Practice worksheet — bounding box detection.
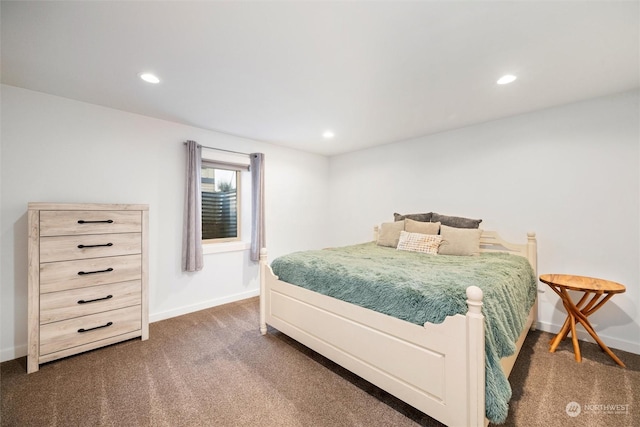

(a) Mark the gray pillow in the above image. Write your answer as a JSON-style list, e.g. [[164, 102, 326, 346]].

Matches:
[[431, 212, 482, 229], [394, 212, 433, 223]]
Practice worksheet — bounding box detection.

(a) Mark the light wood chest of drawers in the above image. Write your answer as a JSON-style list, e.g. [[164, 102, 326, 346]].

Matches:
[[28, 203, 149, 373]]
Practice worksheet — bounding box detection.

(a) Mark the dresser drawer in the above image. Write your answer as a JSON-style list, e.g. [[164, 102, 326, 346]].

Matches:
[[40, 210, 141, 236], [40, 233, 141, 263], [40, 254, 142, 293], [40, 280, 142, 324], [40, 305, 142, 356]]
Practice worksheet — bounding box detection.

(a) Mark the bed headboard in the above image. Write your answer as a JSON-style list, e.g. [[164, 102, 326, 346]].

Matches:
[[372, 226, 537, 274]]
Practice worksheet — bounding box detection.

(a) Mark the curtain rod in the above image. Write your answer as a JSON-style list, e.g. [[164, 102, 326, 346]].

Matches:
[[183, 141, 250, 157]]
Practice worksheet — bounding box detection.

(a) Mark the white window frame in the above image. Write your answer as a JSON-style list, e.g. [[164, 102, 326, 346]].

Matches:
[[201, 148, 251, 254]]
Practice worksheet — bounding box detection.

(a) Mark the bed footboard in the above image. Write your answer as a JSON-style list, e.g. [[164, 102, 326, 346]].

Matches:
[[259, 248, 486, 427]]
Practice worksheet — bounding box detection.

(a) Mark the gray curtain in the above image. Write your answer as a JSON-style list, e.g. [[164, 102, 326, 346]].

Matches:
[[250, 153, 265, 262], [182, 140, 203, 271]]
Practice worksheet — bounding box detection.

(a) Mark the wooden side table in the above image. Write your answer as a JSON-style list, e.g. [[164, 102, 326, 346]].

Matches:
[[539, 274, 626, 367]]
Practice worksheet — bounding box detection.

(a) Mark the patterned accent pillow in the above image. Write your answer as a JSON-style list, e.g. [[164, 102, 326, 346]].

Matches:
[[397, 231, 443, 255]]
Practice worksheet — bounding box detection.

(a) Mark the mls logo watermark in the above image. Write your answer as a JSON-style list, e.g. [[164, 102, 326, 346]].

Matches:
[[566, 402, 581, 417], [566, 401, 630, 417]]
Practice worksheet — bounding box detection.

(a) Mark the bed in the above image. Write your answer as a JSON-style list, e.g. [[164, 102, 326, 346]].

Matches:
[[259, 226, 537, 427]]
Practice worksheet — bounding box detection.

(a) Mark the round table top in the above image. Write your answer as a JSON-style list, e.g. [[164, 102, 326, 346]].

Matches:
[[539, 274, 626, 293]]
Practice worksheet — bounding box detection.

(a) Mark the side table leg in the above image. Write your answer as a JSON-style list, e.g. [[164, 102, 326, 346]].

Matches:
[[550, 316, 570, 352], [573, 306, 626, 367], [557, 288, 584, 362], [569, 312, 581, 362]]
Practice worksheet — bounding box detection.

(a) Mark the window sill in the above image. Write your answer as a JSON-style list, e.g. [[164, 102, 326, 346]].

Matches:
[[203, 241, 250, 255]]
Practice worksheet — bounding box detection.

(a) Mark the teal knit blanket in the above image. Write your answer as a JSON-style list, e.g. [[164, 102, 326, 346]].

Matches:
[[271, 243, 536, 424]]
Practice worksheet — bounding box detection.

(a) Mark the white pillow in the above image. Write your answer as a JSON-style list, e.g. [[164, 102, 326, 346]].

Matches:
[[397, 231, 443, 255], [438, 225, 482, 256]]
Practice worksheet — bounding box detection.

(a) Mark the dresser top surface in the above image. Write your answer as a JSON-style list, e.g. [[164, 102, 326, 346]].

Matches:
[[29, 203, 148, 211]]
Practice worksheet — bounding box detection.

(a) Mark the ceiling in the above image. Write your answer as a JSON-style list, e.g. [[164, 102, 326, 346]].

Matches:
[[2, 1, 638, 156]]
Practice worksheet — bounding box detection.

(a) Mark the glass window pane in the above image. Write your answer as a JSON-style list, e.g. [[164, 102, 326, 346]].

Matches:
[[201, 166, 239, 241]]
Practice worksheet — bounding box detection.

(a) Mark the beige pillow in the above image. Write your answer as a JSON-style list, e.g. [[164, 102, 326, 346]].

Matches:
[[405, 219, 440, 235], [397, 231, 442, 255], [438, 225, 482, 256], [377, 220, 405, 248]]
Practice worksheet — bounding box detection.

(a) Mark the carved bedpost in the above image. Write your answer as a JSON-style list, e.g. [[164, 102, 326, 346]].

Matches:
[[527, 232, 538, 331], [466, 285, 485, 427], [259, 248, 268, 335], [526, 232, 537, 276]]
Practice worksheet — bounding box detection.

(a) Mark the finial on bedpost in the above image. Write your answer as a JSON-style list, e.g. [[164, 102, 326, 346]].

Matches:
[[260, 248, 267, 262], [527, 232, 536, 250], [466, 286, 483, 315]]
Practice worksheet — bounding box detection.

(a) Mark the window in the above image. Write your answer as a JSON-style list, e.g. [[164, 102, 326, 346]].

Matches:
[[201, 161, 242, 242], [200, 147, 251, 254]]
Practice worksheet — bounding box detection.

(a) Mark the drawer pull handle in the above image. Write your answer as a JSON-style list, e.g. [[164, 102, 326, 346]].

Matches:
[[77, 267, 114, 276], [77, 295, 113, 304], [77, 243, 113, 249], [77, 220, 114, 224], [78, 322, 113, 333]]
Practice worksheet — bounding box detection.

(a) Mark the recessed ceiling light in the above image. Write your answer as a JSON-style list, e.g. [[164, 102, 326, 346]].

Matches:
[[322, 130, 335, 139], [497, 75, 517, 85], [139, 72, 160, 84]]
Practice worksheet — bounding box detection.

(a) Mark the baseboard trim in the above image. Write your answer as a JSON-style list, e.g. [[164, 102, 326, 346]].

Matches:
[[536, 321, 640, 355], [0, 290, 261, 363], [1, 344, 27, 363], [149, 289, 260, 323]]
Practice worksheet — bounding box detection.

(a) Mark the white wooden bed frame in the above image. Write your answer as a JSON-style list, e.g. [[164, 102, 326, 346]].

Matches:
[[259, 229, 537, 427]]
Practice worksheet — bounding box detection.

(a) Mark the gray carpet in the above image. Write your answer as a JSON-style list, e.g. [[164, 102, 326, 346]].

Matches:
[[1, 297, 638, 427]]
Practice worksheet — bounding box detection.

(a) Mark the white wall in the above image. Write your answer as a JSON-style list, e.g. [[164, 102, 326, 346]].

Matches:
[[2, 85, 638, 362], [328, 90, 640, 354], [0, 85, 331, 361]]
